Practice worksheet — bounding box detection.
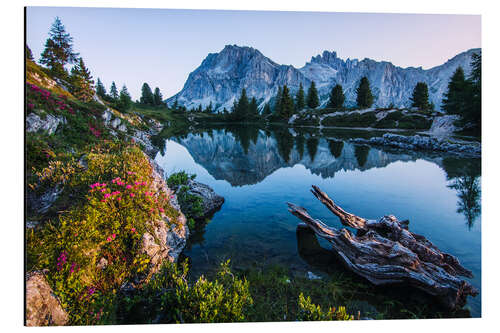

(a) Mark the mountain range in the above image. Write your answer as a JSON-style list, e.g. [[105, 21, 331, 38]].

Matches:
[[166, 45, 480, 112]]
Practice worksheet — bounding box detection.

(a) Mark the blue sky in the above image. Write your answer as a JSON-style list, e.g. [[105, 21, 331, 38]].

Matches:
[[26, 7, 481, 100]]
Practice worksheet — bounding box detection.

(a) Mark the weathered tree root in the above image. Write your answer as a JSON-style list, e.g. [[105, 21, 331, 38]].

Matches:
[[287, 185, 478, 310]]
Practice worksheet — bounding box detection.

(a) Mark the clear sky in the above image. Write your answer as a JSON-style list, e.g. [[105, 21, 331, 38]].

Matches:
[[26, 7, 481, 100]]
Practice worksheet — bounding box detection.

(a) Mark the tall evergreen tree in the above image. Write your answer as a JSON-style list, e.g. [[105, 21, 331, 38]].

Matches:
[[356, 76, 374, 108], [442, 67, 468, 116], [26, 44, 34, 60], [109, 81, 119, 101], [69, 57, 95, 102], [236, 88, 250, 120], [39, 17, 79, 78], [274, 86, 283, 115], [249, 97, 258, 118], [205, 101, 213, 113], [306, 81, 320, 108], [328, 84, 345, 109], [296, 83, 306, 110], [410, 82, 430, 110], [467, 53, 481, 131], [118, 85, 132, 111], [279, 85, 295, 119], [262, 103, 272, 116], [140, 83, 154, 105], [96, 78, 106, 99], [153, 87, 163, 106]]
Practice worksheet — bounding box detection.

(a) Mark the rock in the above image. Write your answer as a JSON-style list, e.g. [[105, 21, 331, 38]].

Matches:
[[131, 130, 159, 158], [26, 113, 65, 135], [28, 185, 62, 215], [139, 155, 189, 274], [427, 115, 460, 137], [26, 271, 69, 326], [186, 179, 225, 219], [307, 271, 321, 280]]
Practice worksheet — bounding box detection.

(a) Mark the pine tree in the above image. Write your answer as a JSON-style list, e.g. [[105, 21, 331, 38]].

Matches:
[[356, 77, 374, 108], [109, 82, 119, 101], [306, 81, 320, 109], [262, 103, 272, 116], [70, 57, 95, 102], [249, 97, 258, 119], [442, 67, 468, 115], [39, 17, 79, 78], [205, 101, 213, 113], [410, 82, 430, 110], [153, 87, 163, 106], [274, 86, 283, 115], [467, 53, 481, 131], [279, 85, 295, 119], [328, 84, 345, 109], [140, 83, 154, 105], [118, 85, 132, 111], [96, 78, 106, 99], [173, 98, 178, 110], [235, 88, 250, 121], [26, 44, 34, 60], [296, 83, 306, 110]]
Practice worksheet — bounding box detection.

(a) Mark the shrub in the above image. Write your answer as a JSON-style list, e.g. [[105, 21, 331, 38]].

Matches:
[[298, 293, 354, 321], [167, 171, 203, 220], [322, 112, 377, 127]]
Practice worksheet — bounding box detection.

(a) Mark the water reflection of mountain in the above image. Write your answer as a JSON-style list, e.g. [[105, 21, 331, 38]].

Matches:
[[173, 128, 435, 186]]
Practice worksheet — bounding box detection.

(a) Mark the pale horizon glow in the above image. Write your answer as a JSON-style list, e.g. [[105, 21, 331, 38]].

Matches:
[[26, 7, 481, 100]]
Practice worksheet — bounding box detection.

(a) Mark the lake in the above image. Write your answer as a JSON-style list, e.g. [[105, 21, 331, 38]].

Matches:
[[154, 125, 481, 318]]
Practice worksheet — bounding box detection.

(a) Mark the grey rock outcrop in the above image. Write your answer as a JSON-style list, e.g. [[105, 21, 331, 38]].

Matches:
[[26, 271, 69, 326], [26, 113, 66, 135], [167, 45, 480, 111], [352, 133, 481, 157], [186, 179, 225, 219]]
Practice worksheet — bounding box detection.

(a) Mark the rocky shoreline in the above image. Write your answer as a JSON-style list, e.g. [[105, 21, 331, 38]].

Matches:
[[350, 133, 481, 158]]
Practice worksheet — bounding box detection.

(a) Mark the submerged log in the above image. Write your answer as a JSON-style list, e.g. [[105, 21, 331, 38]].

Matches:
[[287, 185, 478, 310]]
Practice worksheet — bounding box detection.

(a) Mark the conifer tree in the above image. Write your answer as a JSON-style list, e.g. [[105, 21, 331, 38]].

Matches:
[[467, 53, 481, 130], [296, 83, 306, 110], [39, 17, 79, 78], [173, 98, 178, 110], [328, 84, 345, 109], [442, 67, 468, 115], [205, 101, 213, 113], [279, 85, 295, 119], [306, 81, 320, 109], [262, 103, 272, 116], [118, 85, 132, 111], [26, 44, 34, 60], [70, 57, 95, 102], [356, 76, 374, 108], [140, 83, 154, 105], [274, 86, 283, 115], [249, 97, 258, 119], [153, 87, 163, 106], [109, 81, 119, 101], [96, 78, 106, 99], [236, 88, 250, 121], [410, 82, 430, 111]]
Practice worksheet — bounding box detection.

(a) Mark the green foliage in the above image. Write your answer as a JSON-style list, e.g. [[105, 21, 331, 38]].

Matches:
[[279, 85, 295, 119], [296, 82, 306, 110], [328, 84, 345, 109], [69, 57, 95, 102], [328, 140, 344, 158], [153, 87, 164, 107], [306, 81, 320, 109], [140, 83, 154, 105], [298, 293, 353, 321], [274, 86, 283, 114], [442, 67, 469, 116], [356, 76, 374, 108], [117, 85, 132, 112], [167, 171, 203, 220], [410, 82, 431, 111], [117, 260, 253, 324], [109, 82, 119, 101], [26, 44, 34, 60], [95, 78, 106, 99], [39, 17, 79, 78], [166, 170, 194, 188], [306, 137, 319, 162]]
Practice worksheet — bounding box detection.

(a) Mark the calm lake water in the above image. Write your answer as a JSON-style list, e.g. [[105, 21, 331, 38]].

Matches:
[[154, 126, 481, 317]]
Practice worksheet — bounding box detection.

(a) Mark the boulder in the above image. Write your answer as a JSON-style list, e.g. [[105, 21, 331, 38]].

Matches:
[[186, 178, 225, 219], [25, 271, 69, 326], [26, 113, 65, 135]]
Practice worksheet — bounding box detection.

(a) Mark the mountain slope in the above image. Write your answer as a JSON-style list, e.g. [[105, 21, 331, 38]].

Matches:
[[167, 45, 480, 112]]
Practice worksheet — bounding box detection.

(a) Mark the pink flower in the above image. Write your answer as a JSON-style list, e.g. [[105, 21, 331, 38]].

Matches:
[[116, 197, 121, 201], [131, 227, 136, 233], [112, 233, 116, 239], [104, 193, 111, 199], [129, 193, 135, 198], [106, 236, 112, 242], [159, 207, 164, 213], [126, 185, 132, 189]]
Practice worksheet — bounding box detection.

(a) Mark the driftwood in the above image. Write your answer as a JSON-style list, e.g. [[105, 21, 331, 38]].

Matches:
[[287, 185, 478, 310]]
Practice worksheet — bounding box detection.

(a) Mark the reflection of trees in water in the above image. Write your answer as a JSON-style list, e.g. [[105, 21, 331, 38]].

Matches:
[[354, 145, 370, 167], [306, 138, 319, 162], [274, 129, 294, 163], [328, 140, 344, 158], [225, 126, 260, 154], [295, 135, 305, 159], [443, 157, 481, 230]]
